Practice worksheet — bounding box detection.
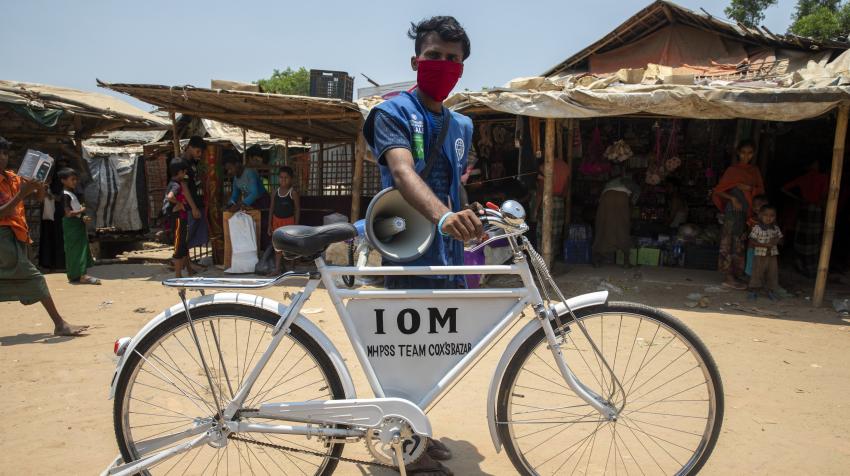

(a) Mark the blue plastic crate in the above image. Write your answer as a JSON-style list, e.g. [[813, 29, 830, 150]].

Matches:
[[564, 239, 591, 264]]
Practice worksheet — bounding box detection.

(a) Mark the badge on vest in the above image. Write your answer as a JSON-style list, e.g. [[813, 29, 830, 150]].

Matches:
[[410, 114, 425, 161], [454, 138, 465, 161]]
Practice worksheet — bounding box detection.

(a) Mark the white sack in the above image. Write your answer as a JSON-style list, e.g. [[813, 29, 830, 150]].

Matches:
[[226, 211, 258, 274]]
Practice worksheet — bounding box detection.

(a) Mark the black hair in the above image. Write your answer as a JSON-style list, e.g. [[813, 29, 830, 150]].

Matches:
[[246, 145, 263, 158], [752, 194, 768, 204], [187, 136, 206, 150], [0, 136, 11, 151], [760, 204, 777, 213], [168, 159, 189, 178], [222, 154, 241, 167], [57, 167, 79, 180], [408, 16, 470, 60], [279, 166, 294, 177], [736, 139, 755, 151]]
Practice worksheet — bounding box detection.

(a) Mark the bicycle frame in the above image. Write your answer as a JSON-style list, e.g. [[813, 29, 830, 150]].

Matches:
[[106, 241, 619, 476]]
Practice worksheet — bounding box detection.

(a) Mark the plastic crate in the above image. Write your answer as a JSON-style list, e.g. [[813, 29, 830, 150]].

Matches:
[[309, 70, 354, 101], [684, 244, 719, 270], [564, 239, 591, 264]]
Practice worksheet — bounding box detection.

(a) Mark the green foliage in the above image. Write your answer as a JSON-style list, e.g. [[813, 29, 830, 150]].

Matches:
[[255, 67, 310, 95], [724, 0, 777, 27], [788, 0, 850, 40]]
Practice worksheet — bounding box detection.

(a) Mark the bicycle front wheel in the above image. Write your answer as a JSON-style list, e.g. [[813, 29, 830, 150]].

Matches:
[[113, 303, 346, 475], [496, 302, 723, 475]]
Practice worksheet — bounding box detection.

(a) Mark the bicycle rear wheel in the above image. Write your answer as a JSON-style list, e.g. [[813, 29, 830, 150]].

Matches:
[[496, 302, 723, 475], [113, 303, 346, 475]]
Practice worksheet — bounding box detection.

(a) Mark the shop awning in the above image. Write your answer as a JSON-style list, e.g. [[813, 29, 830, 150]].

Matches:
[[99, 81, 366, 143], [0, 80, 169, 141]]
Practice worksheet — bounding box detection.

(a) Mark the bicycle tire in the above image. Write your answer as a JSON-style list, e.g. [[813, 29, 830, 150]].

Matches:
[[113, 303, 346, 475], [496, 302, 724, 475]]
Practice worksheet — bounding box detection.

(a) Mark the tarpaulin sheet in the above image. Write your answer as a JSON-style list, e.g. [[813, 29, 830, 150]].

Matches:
[[447, 50, 850, 122], [84, 149, 144, 231]]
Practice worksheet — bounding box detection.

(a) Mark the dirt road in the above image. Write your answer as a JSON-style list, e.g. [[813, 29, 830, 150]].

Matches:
[[1, 263, 848, 474]]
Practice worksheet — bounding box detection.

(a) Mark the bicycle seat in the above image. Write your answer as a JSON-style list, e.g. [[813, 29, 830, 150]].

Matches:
[[272, 223, 357, 257]]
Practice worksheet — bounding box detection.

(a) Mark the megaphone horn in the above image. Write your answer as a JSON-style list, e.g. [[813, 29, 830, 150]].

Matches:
[[364, 187, 436, 262]]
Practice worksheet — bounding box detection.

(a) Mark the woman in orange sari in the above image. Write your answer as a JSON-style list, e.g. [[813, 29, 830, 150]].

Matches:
[[712, 141, 765, 289]]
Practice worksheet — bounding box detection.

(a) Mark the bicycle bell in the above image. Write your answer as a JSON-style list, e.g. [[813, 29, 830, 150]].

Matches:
[[501, 200, 526, 226]]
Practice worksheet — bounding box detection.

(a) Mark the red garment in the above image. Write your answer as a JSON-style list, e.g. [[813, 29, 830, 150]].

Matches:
[[0, 171, 30, 243], [538, 159, 571, 197], [712, 163, 765, 211], [783, 170, 829, 206]]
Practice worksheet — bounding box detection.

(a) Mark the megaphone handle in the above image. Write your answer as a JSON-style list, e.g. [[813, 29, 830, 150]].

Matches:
[[486, 201, 500, 211]]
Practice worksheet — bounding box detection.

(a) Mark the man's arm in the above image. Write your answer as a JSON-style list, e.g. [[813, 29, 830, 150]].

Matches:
[[384, 147, 482, 242], [0, 178, 39, 217]]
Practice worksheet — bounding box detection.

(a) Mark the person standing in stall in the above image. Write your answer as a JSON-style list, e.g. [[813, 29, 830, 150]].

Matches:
[[224, 152, 272, 248], [171, 136, 207, 272], [268, 166, 300, 273], [362, 15, 482, 475], [0, 137, 88, 336], [712, 140, 765, 290], [592, 170, 640, 267], [782, 160, 829, 277]]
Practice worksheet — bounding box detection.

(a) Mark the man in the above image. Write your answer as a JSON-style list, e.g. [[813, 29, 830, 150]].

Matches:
[[362, 15, 482, 475], [172, 136, 206, 269], [0, 137, 88, 336]]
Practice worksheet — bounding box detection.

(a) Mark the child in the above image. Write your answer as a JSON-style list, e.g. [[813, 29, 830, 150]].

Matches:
[[748, 205, 783, 301], [163, 160, 191, 278], [268, 166, 300, 274], [59, 168, 100, 285], [745, 194, 769, 277]]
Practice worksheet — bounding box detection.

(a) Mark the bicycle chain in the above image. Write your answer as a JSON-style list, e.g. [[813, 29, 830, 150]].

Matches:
[[227, 434, 398, 470]]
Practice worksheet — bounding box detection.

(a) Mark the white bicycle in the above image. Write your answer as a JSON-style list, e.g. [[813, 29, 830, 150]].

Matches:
[[105, 200, 723, 475]]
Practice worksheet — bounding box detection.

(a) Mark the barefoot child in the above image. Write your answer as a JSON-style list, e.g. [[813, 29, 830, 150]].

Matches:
[[744, 194, 769, 278], [748, 205, 783, 301], [59, 168, 100, 285], [164, 160, 190, 278], [268, 166, 300, 273]]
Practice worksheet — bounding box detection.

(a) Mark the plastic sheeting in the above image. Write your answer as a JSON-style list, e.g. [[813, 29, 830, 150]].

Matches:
[[83, 150, 144, 231], [447, 50, 850, 122]]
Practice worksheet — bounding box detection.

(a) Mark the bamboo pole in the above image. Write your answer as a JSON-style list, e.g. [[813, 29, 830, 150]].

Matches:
[[351, 133, 366, 222], [813, 104, 848, 307], [242, 129, 247, 164], [564, 119, 575, 228], [169, 111, 180, 158], [542, 118, 556, 266], [317, 143, 325, 194]]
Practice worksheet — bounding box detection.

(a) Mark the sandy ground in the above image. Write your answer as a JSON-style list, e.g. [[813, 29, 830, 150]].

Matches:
[[1, 262, 849, 475]]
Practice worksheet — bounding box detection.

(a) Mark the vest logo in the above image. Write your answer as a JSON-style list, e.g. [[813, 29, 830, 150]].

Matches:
[[410, 114, 424, 135], [454, 138, 465, 160]]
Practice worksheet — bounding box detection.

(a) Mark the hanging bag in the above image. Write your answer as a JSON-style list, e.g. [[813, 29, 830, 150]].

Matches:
[[226, 211, 259, 273]]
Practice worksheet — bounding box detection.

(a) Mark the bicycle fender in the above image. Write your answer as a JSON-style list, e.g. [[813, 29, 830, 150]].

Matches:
[[108, 293, 357, 401], [486, 291, 608, 452]]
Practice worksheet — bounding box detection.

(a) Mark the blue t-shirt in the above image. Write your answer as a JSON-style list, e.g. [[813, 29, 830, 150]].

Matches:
[[229, 168, 265, 206], [367, 108, 462, 288]]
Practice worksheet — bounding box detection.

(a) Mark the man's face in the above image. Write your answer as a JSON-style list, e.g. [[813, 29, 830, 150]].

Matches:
[[410, 32, 464, 71], [224, 162, 238, 177], [0, 150, 8, 170], [189, 146, 202, 160]]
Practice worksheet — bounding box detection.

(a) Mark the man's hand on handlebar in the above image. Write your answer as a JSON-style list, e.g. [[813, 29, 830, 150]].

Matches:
[[440, 204, 486, 242]]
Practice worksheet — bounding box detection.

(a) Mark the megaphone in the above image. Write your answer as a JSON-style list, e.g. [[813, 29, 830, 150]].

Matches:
[[364, 187, 436, 262]]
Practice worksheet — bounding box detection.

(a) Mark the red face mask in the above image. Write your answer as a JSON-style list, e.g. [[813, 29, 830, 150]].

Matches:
[[415, 59, 463, 102]]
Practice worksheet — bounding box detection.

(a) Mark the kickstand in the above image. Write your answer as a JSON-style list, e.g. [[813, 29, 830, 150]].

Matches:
[[392, 434, 407, 476]]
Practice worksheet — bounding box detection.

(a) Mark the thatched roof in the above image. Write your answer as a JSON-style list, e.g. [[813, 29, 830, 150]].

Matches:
[[99, 81, 365, 143], [544, 0, 849, 77], [0, 80, 169, 142]]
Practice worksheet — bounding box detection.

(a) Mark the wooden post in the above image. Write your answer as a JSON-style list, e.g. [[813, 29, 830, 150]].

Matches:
[[564, 119, 575, 228], [351, 133, 366, 222], [317, 143, 325, 194], [813, 104, 848, 307], [284, 139, 290, 166], [169, 111, 180, 158], [242, 129, 247, 164], [542, 118, 556, 266]]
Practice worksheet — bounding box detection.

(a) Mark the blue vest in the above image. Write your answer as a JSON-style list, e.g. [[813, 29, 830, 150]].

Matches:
[[363, 91, 473, 277]]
